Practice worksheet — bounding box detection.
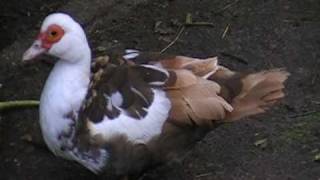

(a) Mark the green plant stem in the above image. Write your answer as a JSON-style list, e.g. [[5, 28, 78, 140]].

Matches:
[[0, 100, 39, 111]]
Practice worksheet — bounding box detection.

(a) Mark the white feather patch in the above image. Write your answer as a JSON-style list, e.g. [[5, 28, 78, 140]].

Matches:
[[123, 53, 139, 60], [68, 148, 109, 174], [123, 49, 140, 60], [125, 49, 140, 53], [110, 91, 123, 107], [103, 94, 113, 111], [88, 89, 171, 144]]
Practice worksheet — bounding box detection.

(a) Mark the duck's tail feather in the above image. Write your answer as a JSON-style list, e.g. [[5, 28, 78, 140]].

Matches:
[[210, 67, 290, 121]]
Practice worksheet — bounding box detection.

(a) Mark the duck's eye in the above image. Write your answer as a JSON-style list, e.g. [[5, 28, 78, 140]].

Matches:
[[50, 31, 57, 36], [47, 30, 60, 42], [45, 24, 64, 43]]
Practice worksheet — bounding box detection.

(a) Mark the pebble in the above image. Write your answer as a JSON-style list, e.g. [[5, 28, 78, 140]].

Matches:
[[13, 158, 21, 167]]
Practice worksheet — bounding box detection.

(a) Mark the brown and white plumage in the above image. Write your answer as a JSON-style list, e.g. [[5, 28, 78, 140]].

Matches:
[[22, 13, 289, 179]]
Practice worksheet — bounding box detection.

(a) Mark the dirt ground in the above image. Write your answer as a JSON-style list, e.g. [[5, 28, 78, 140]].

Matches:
[[0, 0, 320, 179]]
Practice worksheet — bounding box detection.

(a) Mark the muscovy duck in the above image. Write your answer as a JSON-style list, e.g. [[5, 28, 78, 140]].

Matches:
[[22, 13, 289, 179]]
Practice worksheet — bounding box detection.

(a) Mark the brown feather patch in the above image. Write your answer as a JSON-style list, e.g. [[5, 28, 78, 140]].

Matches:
[[224, 68, 290, 121], [165, 69, 233, 127], [80, 55, 170, 123], [159, 56, 219, 77]]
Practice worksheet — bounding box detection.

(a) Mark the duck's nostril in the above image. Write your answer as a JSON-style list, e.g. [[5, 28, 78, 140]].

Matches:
[[34, 43, 40, 48], [32, 40, 43, 49]]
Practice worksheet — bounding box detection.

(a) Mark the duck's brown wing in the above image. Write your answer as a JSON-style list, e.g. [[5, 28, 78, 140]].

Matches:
[[87, 54, 289, 131], [82, 55, 169, 123], [124, 52, 290, 127], [164, 69, 233, 127], [124, 52, 233, 127]]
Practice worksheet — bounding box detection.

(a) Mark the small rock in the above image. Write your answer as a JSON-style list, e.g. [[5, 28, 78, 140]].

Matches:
[[314, 153, 320, 162], [154, 21, 162, 30], [13, 158, 21, 167], [254, 138, 268, 149]]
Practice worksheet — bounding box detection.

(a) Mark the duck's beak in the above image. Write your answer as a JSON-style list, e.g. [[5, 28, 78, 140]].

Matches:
[[22, 40, 46, 62]]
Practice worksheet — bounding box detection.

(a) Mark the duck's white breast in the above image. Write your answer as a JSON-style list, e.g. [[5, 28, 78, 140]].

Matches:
[[87, 89, 171, 144]]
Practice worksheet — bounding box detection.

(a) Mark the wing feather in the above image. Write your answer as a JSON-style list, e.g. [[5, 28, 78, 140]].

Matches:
[[166, 70, 233, 127]]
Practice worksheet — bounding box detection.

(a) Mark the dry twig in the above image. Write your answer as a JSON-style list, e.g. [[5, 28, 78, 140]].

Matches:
[[195, 172, 213, 178], [160, 26, 185, 53], [215, 0, 241, 14], [160, 13, 214, 53], [222, 24, 230, 39]]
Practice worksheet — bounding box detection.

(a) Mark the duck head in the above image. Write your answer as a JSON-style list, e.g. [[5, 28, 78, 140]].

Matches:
[[22, 13, 90, 63]]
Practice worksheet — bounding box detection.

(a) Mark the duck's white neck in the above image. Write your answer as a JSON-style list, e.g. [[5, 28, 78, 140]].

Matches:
[[39, 45, 91, 156]]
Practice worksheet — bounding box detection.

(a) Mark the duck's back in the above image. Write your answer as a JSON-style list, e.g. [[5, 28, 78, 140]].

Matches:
[[72, 53, 288, 178]]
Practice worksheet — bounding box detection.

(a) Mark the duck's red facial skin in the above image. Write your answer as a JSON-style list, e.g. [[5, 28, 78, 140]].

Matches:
[[22, 24, 65, 61], [38, 24, 65, 49]]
